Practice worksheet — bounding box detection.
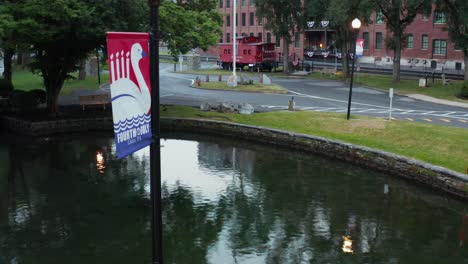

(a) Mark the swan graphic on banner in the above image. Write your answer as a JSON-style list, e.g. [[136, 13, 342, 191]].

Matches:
[[107, 32, 152, 159]]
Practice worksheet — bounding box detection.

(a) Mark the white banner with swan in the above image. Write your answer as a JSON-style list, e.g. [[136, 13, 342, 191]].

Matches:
[[107, 32, 152, 159]]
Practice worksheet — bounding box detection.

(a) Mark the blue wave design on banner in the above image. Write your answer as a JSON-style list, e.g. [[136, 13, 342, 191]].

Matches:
[[113, 113, 151, 133], [113, 112, 152, 159]]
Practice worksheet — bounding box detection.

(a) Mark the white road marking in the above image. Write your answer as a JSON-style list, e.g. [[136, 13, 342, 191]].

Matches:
[[287, 90, 395, 109], [161, 94, 174, 98], [440, 112, 456, 116]]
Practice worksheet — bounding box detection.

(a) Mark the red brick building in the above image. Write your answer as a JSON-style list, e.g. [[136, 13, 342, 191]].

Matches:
[[201, 1, 465, 71]]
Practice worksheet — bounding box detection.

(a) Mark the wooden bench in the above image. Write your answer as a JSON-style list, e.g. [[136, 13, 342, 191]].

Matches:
[[79, 94, 110, 110]]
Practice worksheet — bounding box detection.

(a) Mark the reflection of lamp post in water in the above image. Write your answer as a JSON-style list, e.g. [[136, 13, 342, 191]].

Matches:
[[95, 150, 106, 174], [229, 0, 238, 87], [346, 18, 361, 120]]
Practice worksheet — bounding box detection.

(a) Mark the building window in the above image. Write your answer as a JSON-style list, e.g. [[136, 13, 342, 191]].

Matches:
[[250, 0, 255, 6], [295, 32, 300, 48], [249, 12, 254, 26], [363, 32, 369, 49], [226, 15, 230, 27], [433, 39, 447, 55], [242, 32, 247, 36], [266, 32, 271, 43], [227, 0, 230, 8], [376, 11, 383, 24], [434, 11, 446, 23], [421, 34, 428, 49], [258, 32, 262, 41], [250, 32, 254, 37], [275, 35, 280, 47], [242, 0, 246, 7], [227, 33, 231, 43], [219, 34, 223, 43], [407, 34, 413, 48], [219, 0, 223, 8], [235, 14, 238, 26], [375, 32, 383, 49], [242, 13, 246, 26]]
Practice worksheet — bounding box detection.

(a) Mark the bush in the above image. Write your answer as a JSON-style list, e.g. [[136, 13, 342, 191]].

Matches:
[[9, 89, 41, 112], [461, 81, 468, 99], [0, 78, 14, 98], [29, 89, 47, 104]]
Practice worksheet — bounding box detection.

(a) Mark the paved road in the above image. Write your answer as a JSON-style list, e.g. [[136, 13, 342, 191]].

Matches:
[[157, 63, 468, 128], [62, 63, 468, 128]]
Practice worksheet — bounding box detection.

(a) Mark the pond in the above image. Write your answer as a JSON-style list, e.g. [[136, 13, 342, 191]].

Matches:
[[0, 132, 467, 264]]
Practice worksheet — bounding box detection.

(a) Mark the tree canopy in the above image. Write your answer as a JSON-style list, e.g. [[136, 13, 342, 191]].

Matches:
[[0, 0, 222, 113], [305, 0, 373, 77], [160, 0, 222, 58], [374, 0, 432, 82], [436, 0, 468, 80], [255, 0, 305, 72]]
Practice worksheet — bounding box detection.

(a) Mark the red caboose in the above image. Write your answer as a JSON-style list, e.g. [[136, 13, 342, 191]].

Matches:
[[219, 36, 276, 72]]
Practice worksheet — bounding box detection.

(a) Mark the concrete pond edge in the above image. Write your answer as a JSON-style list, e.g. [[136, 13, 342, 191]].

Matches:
[[161, 118, 468, 199], [2, 115, 468, 199]]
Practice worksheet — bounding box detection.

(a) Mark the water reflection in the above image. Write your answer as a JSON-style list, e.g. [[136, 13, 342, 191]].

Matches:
[[95, 151, 105, 173], [0, 133, 467, 264]]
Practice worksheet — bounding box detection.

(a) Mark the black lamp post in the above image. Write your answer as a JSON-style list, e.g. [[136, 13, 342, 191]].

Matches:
[[346, 18, 361, 120]]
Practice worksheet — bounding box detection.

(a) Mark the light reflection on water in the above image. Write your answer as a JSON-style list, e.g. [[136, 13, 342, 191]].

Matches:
[[0, 133, 467, 264]]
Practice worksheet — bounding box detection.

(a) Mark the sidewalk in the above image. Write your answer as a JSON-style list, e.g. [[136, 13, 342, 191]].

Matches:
[[406, 94, 468, 109]]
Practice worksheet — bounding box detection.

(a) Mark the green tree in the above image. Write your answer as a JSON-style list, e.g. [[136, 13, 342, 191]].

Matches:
[[436, 0, 468, 81], [0, 0, 32, 83], [305, 0, 373, 77], [160, 0, 222, 60], [255, 0, 305, 72], [374, 0, 432, 82], [0, 0, 148, 113]]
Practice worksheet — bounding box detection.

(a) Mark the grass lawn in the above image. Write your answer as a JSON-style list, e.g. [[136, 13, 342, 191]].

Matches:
[[12, 70, 109, 95], [161, 105, 468, 174], [352, 74, 467, 102], [193, 81, 287, 94]]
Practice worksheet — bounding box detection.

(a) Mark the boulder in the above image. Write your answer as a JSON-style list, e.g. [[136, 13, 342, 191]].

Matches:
[[218, 103, 234, 113], [238, 103, 254, 114], [200, 102, 211, 111]]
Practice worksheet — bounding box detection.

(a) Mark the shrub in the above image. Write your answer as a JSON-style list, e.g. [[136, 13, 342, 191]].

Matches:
[[9, 90, 40, 112], [29, 89, 47, 104], [0, 78, 14, 98], [461, 81, 468, 99]]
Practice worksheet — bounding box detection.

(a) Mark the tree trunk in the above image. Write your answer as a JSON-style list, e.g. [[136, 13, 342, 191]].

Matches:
[[392, 18, 402, 82], [46, 86, 61, 114], [393, 40, 401, 82], [341, 38, 350, 78], [464, 54, 468, 81], [44, 72, 66, 114], [16, 51, 23, 65], [78, 59, 86, 80], [3, 48, 14, 82], [283, 38, 289, 73]]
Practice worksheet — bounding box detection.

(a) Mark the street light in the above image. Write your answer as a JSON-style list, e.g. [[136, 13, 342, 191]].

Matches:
[[346, 18, 361, 120]]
